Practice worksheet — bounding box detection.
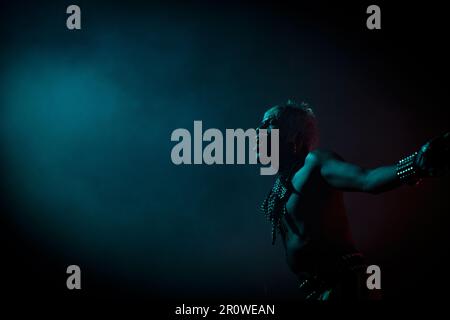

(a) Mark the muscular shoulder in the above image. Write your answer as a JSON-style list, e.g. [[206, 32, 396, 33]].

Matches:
[[291, 149, 339, 193], [304, 149, 344, 168]]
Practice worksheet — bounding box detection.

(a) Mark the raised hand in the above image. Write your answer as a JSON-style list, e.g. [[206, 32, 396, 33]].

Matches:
[[415, 132, 450, 177]]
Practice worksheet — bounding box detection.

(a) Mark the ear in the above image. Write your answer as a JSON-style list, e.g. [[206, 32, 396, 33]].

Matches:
[[290, 133, 303, 154], [293, 133, 303, 149]]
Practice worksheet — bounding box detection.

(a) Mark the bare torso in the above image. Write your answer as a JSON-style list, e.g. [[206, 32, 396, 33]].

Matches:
[[279, 159, 356, 276]]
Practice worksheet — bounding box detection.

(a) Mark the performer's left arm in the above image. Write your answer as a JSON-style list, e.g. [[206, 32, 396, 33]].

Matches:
[[311, 132, 449, 194]]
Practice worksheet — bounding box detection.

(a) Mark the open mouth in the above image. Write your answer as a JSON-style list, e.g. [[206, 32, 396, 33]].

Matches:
[[255, 129, 272, 162]]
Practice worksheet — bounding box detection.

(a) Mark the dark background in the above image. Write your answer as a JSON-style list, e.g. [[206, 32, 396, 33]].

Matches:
[[1, 0, 449, 303]]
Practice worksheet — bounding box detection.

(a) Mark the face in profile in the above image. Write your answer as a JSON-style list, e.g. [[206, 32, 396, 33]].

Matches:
[[258, 108, 298, 160], [256, 111, 279, 162]]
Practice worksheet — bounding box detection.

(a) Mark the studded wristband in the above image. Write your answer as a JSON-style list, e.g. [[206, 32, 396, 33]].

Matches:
[[396, 152, 421, 185]]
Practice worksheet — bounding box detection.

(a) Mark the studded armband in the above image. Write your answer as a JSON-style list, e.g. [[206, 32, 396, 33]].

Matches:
[[396, 152, 422, 185]]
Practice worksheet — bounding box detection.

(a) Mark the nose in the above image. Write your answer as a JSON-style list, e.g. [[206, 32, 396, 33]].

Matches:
[[254, 129, 269, 152], [253, 129, 259, 151]]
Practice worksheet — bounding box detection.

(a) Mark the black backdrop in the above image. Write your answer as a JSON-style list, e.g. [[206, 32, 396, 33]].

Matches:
[[1, 0, 449, 305]]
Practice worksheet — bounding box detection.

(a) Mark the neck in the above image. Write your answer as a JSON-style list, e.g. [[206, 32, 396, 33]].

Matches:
[[278, 151, 307, 177]]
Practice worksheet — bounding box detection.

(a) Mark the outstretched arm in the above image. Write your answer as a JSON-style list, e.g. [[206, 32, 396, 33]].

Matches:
[[314, 151, 400, 194], [310, 131, 449, 194]]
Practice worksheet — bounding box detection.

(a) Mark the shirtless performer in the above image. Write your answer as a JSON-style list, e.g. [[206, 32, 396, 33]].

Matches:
[[257, 100, 449, 301]]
